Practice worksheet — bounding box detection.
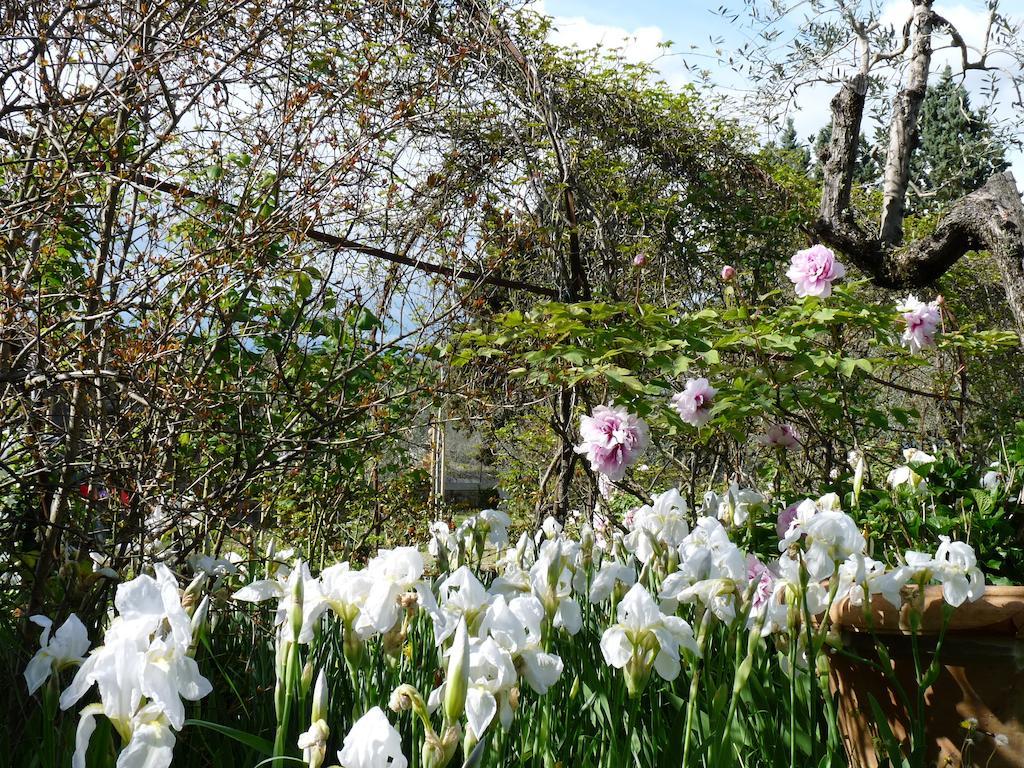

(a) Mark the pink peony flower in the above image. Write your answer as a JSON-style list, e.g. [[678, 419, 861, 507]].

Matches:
[[720, 265, 736, 282], [897, 294, 941, 353], [786, 245, 846, 298], [670, 377, 717, 428], [574, 405, 649, 481], [759, 423, 801, 450], [776, 503, 799, 540], [633, 253, 647, 267]]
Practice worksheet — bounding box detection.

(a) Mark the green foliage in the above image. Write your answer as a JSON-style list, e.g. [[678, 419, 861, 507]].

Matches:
[[454, 280, 1015, 501], [852, 426, 1024, 584], [775, 117, 811, 172]]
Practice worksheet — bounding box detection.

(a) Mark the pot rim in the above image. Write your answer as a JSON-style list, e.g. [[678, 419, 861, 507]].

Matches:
[[830, 584, 1024, 637]]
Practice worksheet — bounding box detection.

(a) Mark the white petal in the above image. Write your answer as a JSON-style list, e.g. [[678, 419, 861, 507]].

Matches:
[[465, 688, 497, 740], [358, 582, 400, 634], [116, 719, 176, 768], [588, 569, 616, 603], [232, 580, 282, 603], [942, 576, 969, 608], [659, 572, 690, 601], [24, 651, 53, 695], [520, 651, 564, 694], [499, 696, 515, 730], [30, 615, 54, 646], [509, 596, 545, 639], [60, 653, 99, 710], [427, 683, 445, 714], [174, 654, 213, 701], [555, 599, 582, 635], [618, 584, 661, 628], [54, 614, 90, 660], [967, 569, 985, 602], [72, 704, 104, 768], [653, 648, 681, 681], [115, 575, 163, 623], [600, 627, 632, 669], [337, 707, 407, 768], [141, 660, 186, 730]]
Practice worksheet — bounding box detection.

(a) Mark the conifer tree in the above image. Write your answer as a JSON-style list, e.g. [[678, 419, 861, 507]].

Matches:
[[777, 117, 811, 171], [909, 66, 1008, 213]]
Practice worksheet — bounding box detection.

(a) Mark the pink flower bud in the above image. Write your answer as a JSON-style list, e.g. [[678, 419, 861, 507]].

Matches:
[[720, 265, 736, 281], [633, 253, 647, 267]]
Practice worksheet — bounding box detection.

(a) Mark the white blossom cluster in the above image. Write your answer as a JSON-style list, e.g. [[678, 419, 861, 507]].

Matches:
[[27, 487, 987, 768], [25, 565, 212, 768]]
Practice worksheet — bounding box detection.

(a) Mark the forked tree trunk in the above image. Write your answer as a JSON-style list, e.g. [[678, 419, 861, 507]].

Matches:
[[813, 0, 1024, 341]]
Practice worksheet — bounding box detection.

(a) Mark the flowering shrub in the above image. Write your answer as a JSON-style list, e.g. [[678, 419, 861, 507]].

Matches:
[[455, 277, 1011, 453], [17, 249, 1023, 767]]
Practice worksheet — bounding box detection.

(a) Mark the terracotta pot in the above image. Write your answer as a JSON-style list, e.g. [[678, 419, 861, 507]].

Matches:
[[828, 586, 1024, 768]]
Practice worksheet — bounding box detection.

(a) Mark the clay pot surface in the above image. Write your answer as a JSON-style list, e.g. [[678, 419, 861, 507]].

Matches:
[[829, 586, 1024, 768]]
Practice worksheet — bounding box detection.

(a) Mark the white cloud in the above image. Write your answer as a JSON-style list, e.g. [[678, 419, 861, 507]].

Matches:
[[532, 1, 689, 89], [547, 16, 666, 61]]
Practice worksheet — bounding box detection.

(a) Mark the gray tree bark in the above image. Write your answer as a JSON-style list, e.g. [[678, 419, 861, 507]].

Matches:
[[813, 0, 1024, 341], [879, 0, 934, 245]]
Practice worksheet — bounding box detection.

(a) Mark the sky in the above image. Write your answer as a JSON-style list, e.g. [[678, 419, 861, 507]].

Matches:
[[538, 0, 1024, 184]]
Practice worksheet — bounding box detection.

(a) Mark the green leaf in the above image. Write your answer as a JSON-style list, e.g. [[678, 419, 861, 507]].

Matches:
[[866, 694, 909, 767], [355, 308, 380, 331], [184, 719, 274, 755], [605, 367, 645, 392], [461, 735, 488, 768], [672, 355, 694, 375], [838, 357, 873, 378]]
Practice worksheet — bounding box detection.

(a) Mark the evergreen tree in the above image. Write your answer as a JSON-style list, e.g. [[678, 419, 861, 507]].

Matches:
[[776, 117, 811, 171], [909, 66, 1007, 213]]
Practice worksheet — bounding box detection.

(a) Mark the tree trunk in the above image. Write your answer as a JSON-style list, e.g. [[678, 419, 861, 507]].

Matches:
[[812, 0, 1024, 343], [554, 386, 577, 522], [819, 74, 868, 226], [879, 0, 934, 245], [459, 0, 592, 521], [817, 170, 1024, 341]]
